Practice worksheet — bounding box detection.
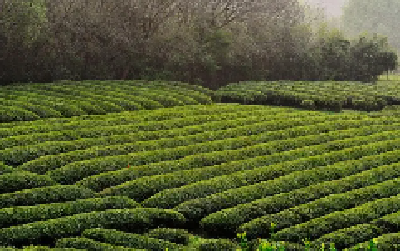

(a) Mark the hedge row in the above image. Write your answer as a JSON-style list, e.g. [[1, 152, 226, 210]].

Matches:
[[0, 162, 14, 175], [50, 112, 360, 186], [80, 228, 185, 251], [0, 208, 186, 248], [203, 150, 400, 238], [0, 196, 141, 228], [347, 230, 400, 250], [55, 237, 146, 250], [0, 80, 214, 123], [75, 111, 343, 192], [0, 103, 267, 130], [111, 123, 400, 206], [0, 97, 63, 119], [19, 110, 283, 175], [0, 185, 96, 209], [214, 81, 400, 111], [0, 106, 40, 123], [55, 80, 211, 106], [0, 103, 264, 137], [6, 85, 139, 116], [3, 87, 122, 116], [140, 122, 400, 209], [0, 171, 57, 194], [272, 193, 400, 244], [7, 108, 321, 168], [46, 83, 184, 108], [32, 84, 157, 110], [5, 89, 112, 116], [145, 227, 192, 245], [0, 106, 278, 150], [172, 133, 400, 224], [323, 210, 400, 250], [238, 165, 400, 241]]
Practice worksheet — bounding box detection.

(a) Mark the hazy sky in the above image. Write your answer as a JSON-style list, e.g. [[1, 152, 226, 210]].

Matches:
[[304, 0, 348, 17]]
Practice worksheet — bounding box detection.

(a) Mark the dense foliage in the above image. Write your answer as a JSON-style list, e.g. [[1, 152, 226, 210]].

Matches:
[[0, 0, 397, 89], [2, 101, 400, 249]]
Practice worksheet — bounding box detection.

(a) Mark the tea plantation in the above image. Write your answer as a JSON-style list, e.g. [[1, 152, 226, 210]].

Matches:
[[1, 80, 400, 250]]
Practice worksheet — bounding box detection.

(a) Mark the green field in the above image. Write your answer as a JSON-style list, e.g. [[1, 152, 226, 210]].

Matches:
[[1, 80, 400, 250]]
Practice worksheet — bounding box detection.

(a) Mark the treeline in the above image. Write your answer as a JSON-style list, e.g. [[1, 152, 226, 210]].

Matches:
[[0, 0, 397, 90]]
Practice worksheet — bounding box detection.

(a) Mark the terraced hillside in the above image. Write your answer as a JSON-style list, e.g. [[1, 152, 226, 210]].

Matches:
[[0, 102, 399, 250], [1, 81, 400, 250], [0, 80, 213, 123], [214, 80, 400, 112]]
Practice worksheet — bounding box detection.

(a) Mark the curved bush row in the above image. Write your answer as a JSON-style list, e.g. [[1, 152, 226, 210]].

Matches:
[[238, 164, 400, 241], [347, 230, 400, 250], [214, 81, 400, 111], [0, 103, 265, 135], [3, 109, 323, 167], [51, 113, 364, 186], [88, 79, 215, 98], [75, 84, 189, 107], [14, 91, 92, 116], [1, 110, 247, 151], [0, 80, 214, 123], [0, 196, 141, 228], [149, 80, 214, 97], [145, 228, 192, 245], [55, 237, 145, 250], [0, 185, 96, 209], [80, 228, 185, 251], [140, 122, 400, 209], [311, 223, 386, 250], [271, 193, 400, 244], [56, 80, 213, 105], [203, 149, 400, 238], [106, 81, 211, 104], [82, 116, 383, 196], [0, 106, 40, 123], [0, 106, 279, 150], [0, 102, 266, 130], [0, 162, 14, 175], [45, 83, 185, 108], [196, 238, 239, 251], [117, 122, 400, 205], [2, 91, 126, 125], [102, 84, 201, 105], [6, 89, 112, 117], [0, 208, 186, 248], [117, 123, 400, 205], [0, 98, 63, 119], [76, 114, 361, 192], [172, 133, 400, 224], [30, 84, 157, 111], [119, 79, 214, 93], [0, 171, 57, 194], [22, 109, 330, 175], [5, 85, 142, 115], [20, 110, 295, 175]]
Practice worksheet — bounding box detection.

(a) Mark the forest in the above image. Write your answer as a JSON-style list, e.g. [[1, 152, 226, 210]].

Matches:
[[0, 0, 398, 90]]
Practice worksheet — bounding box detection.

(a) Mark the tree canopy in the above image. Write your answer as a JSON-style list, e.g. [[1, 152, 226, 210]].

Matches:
[[0, 0, 397, 87]]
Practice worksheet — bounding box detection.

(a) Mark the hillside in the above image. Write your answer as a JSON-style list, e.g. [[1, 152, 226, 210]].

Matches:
[[0, 80, 400, 250]]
